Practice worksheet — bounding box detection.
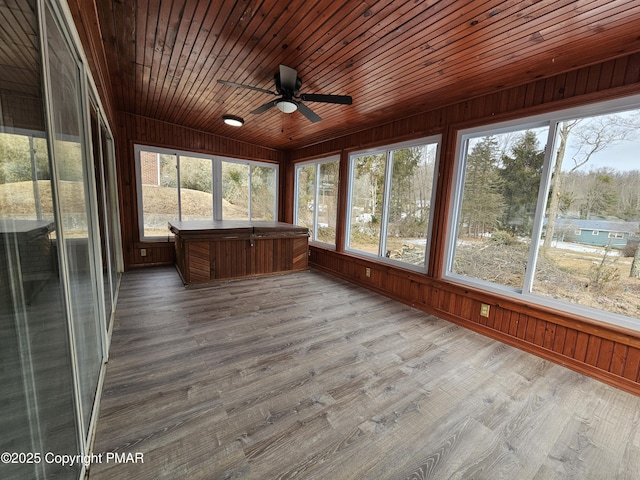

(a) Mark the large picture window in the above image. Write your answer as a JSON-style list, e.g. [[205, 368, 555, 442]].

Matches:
[[294, 156, 339, 245], [346, 137, 440, 271], [447, 97, 640, 330], [135, 146, 278, 239]]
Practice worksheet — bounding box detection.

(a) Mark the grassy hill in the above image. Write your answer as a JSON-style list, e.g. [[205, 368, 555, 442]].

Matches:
[[0, 181, 247, 218]]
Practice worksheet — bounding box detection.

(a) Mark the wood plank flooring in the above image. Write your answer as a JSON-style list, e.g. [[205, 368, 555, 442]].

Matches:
[[89, 266, 640, 479]]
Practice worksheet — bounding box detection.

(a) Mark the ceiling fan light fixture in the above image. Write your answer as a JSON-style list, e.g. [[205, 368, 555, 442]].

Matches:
[[276, 99, 297, 114], [222, 115, 244, 127]]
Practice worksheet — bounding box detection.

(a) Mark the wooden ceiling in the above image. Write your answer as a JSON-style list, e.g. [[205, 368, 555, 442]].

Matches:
[[0, 1, 44, 131], [94, 0, 640, 150]]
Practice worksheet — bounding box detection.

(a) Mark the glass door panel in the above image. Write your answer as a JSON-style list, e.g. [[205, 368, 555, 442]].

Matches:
[[101, 121, 121, 320], [46, 5, 103, 434], [0, 1, 79, 479], [90, 105, 112, 330]]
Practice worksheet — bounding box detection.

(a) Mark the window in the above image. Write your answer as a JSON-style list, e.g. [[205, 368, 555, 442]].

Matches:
[[446, 96, 640, 330], [221, 160, 249, 219], [135, 146, 278, 239], [346, 137, 440, 271], [608, 232, 624, 239], [294, 156, 339, 245], [449, 124, 549, 289]]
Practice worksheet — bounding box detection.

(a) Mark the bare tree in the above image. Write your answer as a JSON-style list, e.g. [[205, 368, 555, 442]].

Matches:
[[543, 114, 638, 249]]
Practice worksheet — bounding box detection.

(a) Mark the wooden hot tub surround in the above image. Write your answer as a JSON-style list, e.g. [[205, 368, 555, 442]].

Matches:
[[169, 220, 309, 285]]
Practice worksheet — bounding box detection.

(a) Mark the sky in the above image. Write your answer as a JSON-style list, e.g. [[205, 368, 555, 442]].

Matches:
[[585, 141, 639, 172]]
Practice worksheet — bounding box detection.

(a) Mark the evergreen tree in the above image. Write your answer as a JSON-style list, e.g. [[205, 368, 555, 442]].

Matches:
[[499, 130, 545, 235], [461, 136, 504, 236], [388, 147, 420, 221]]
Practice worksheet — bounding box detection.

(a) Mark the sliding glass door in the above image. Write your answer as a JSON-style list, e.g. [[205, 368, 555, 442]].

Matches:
[[45, 4, 103, 436], [0, 1, 121, 478]]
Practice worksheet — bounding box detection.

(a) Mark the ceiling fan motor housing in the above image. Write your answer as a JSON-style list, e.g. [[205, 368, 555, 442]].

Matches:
[[275, 72, 302, 97]]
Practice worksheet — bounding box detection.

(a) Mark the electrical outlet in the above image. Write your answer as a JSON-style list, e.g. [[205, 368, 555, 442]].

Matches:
[[480, 303, 490, 317], [365, 267, 371, 278], [140, 248, 147, 257]]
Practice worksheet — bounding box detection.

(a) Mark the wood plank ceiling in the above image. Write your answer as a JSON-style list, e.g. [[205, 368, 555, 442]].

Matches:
[[0, 1, 44, 131], [95, 0, 640, 151]]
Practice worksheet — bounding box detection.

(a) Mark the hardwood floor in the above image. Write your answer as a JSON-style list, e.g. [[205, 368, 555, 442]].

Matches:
[[89, 266, 640, 480]]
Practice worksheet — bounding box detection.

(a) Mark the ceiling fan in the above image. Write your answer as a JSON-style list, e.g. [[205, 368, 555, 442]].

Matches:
[[217, 65, 352, 123]]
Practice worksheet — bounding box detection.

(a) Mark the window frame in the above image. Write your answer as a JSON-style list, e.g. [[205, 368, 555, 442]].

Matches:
[[444, 94, 640, 332], [345, 135, 441, 273], [293, 154, 340, 248], [134, 144, 279, 241]]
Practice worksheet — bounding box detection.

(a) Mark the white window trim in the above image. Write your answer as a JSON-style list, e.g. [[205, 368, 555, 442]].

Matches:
[[444, 94, 640, 332], [345, 135, 442, 273], [294, 155, 340, 248], [135, 144, 279, 241]]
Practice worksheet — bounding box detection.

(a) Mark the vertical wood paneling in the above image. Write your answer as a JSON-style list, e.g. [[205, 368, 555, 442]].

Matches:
[[516, 314, 529, 340], [623, 53, 640, 85], [508, 312, 520, 338], [543, 322, 556, 350], [597, 339, 615, 372], [487, 307, 499, 330], [187, 242, 210, 283], [552, 325, 567, 354], [574, 333, 590, 362], [534, 320, 547, 347], [585, 336, 602, 367], [623, 347, 640, 382], [610, 343, 628, 377], [563, 329, 578, 358]]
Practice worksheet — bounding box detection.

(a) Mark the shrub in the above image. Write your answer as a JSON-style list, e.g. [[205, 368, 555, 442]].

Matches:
[[490, 230, 517, 246]]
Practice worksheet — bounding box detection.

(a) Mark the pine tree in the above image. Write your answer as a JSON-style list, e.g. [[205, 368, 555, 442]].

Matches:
[[461, 136, 504, 237], [499, 130, 545, 235]]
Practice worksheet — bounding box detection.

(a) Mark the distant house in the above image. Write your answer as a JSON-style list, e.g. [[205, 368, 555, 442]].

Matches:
[[552, 219, 639, 249], [140, 150, 161, 186]]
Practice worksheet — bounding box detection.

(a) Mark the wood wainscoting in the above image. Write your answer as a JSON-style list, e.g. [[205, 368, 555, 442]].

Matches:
[[310, 246, 640, 396]]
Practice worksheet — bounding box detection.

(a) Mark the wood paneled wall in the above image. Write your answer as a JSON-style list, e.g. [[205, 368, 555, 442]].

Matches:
[[294, 52, 640, 395], [67, 0, 117, 129], [115, 112, 285, 269]]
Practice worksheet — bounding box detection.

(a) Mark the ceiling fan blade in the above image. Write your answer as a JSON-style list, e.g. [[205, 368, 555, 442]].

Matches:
[[299, 93, 352, 105], [279, 65, 298, 91], [250, 100, 277, 115], [297, 102, 321, 123], [217, 79, 276, 95]]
